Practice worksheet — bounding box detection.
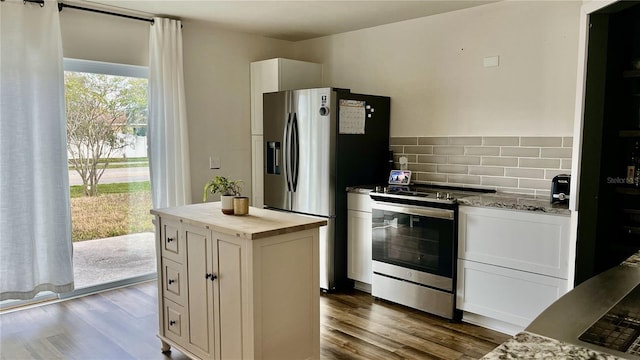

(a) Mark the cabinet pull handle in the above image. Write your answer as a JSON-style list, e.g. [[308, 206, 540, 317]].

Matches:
[[167, 237, 174, 243], [206, 273, 218, 281], [168, 279, 175, 285], [169, 320, 176, 326]]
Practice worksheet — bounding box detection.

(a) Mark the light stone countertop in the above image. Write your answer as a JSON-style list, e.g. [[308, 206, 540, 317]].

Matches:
[[151, 202, 327, 240], [480, 332, 624, 360], [456, 192, 570, 215], [482, 251, 640, 360]]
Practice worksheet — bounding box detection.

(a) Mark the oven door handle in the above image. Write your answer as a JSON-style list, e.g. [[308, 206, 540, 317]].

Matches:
[[372, 202, 454, 220]]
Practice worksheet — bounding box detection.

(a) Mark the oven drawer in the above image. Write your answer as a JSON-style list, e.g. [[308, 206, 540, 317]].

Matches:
[[372, 260, 452, 291], [372, 273, 454, 319]]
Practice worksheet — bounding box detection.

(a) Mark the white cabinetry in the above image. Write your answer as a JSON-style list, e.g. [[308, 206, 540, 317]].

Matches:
[[456, 206, 572, 335], [250, 58, 322, 207], [154, 204, 322, 360], [347, 192, 373, 291]]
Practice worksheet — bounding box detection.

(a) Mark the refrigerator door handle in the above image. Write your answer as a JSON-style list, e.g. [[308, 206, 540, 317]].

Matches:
[[291, 113, 299, 192], [283, 113, 292, 192]]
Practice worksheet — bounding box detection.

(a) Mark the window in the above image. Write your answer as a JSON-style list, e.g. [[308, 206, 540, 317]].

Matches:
[[64, 59, 155, 295]]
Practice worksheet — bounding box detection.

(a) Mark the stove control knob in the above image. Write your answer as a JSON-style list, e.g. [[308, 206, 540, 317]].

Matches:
[[446, 193, 453, 200], [436, 192, 442, 199]]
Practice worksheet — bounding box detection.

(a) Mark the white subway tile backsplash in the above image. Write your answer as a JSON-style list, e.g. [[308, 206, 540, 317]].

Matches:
[[482, 176, 518, 187], [437, 164, 468, 174], [483, 137, 520, 146], [404, 145, 433, 154], [415, 173, 447, 182], [465, 146, 500, 156], [390, 137, 418, 145], [536, 190, 551, 197], [410, 164, 437, 173], [545, 169, 570, 179], [505, 168, 545, 179], [469, 166, 505, 176], [519, 158, 561, 169], [390, 136, 572, 193], [418, 137, 448, 145], [448, 174, 481, 185], [448, 156, 481, 165], [540, 148, 572, 159], [482, 157, 518, 167], [449, 137, 482, 145], [500, 147, 540, 157], [433, 146, 465, 155], [519, 178, 552, 190], [417, 155, 448, 164], [521, 137, 563, 147]]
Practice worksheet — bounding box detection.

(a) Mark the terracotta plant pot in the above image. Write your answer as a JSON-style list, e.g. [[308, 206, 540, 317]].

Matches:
[[220, 195, 235, 215]]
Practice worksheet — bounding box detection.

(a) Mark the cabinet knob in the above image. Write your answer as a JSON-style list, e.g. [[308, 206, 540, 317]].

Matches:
[[168, 279, 175, 285], [206, 273, 218, 281], [169, 320, 176, 326], [167, 237, 174, 243]]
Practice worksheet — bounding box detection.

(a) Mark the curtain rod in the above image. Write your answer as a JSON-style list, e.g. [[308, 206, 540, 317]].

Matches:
[[57, 2, 155, 25]]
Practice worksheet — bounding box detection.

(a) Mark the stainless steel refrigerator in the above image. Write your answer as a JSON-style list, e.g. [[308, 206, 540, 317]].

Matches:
[[263, 87, 390, 291]]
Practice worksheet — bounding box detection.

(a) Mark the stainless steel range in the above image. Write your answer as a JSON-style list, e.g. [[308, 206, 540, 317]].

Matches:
[[369, 184, 493, 320]]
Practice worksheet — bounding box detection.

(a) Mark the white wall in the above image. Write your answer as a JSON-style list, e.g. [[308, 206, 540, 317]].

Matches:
[[180, 20, 292, 203], [60, 13, 293, 203], [292, 0, 582, 137]]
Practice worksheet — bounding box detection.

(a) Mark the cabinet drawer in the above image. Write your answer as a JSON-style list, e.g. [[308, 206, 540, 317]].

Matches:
[[347, 192, 372, 212], [458, 206, 571, 278], [163, 298, 187, 345], [162, 258, 187, 305], [457, 259, 570, 328], [160, 219, 183, 263]]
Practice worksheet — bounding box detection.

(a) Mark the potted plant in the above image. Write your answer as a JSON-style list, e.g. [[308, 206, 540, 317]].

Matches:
[[203, 176, 242, 214]]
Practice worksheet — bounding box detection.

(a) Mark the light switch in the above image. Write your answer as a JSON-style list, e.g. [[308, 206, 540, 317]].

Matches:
[[483, 56, 500, 68], [209, 156, 221, 169]]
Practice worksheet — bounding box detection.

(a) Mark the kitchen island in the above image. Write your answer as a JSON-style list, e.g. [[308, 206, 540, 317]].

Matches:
[[151, 202, 327, 360], [481, 251, 640, 359]]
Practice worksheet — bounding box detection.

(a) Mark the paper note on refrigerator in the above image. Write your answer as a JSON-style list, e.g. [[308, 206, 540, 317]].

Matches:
[[339, 100, 366, 134]]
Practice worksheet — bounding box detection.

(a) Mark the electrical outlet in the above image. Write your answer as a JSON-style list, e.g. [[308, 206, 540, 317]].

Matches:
[[483, 56, 500, 68], [209, 156, 221, 169]]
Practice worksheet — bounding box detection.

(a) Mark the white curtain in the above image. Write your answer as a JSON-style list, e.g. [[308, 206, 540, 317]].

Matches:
[[0, 0, 74, 300], [148, 17, 192, 209]]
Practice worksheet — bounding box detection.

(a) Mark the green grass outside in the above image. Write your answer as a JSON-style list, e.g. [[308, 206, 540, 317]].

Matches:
[[70, 181, 153, 241], [70, 181, 150, 198]]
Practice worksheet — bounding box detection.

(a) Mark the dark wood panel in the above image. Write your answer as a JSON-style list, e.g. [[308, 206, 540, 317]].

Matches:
[[0, 282, 508, 359]]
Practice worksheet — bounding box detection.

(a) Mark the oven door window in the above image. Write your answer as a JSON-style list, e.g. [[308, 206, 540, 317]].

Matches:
[[372, 208, 454, 278]]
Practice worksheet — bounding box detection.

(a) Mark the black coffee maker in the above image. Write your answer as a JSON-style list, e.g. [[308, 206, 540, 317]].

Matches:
[[551, 174, 571, 205]]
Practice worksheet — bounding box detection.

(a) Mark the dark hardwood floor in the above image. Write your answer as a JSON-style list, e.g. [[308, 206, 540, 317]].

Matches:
[[0, 281, 508, 360]]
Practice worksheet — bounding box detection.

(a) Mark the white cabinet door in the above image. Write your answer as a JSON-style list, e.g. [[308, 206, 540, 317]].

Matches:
[[458, 206, 571, 279], [184, 224, 217, 360], [457, 259, 570, 328], [347, 209, 372, 284], [250, 58, 322, 136], [347, 192, 373, 285], [250, 60, 279, 136]]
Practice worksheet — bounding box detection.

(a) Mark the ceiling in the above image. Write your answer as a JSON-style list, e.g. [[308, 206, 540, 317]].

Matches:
[[82, 0, 499, 41]]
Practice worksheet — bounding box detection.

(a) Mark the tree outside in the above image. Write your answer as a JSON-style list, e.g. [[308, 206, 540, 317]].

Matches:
[[65, 72, 148, 196]]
